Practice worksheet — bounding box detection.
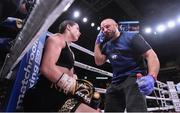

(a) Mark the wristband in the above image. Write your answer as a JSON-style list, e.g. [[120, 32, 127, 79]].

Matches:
[[151, 74, 157, 81], [55, 73, 64, 84]]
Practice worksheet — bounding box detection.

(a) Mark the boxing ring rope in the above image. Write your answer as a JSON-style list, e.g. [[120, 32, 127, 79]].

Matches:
[[146, 96, 172, 101], [94, 88, 175, 112], [94, 88, 172, 102], [156, 80, 168, 87], [147, 106, 174, 111], [74, 61, 113, 77]]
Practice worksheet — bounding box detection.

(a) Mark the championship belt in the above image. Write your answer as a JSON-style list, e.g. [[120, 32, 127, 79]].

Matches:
[[74, 79, 94, 104], [59, 79, 95, 112], [59, 98, 79, 112]]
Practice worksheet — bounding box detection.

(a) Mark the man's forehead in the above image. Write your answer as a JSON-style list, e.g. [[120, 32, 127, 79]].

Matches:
[[101, 19, 116, 26]]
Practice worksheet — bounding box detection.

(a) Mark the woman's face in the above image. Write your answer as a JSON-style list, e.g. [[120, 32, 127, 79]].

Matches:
[[69, 23, 81, 41]]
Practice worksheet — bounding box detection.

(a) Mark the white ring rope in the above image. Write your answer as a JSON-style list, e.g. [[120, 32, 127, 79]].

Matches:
[[154, 87, 169, 94], [156, 81, 168, 87], [70, 43, 95, 56], [95, 87, 172, 101], [74, 61, 113, 77], [146, 96, 172, 101], [70, 43, 110, 63], [147, 106, 174, 111], [95, 87, 175, 112]]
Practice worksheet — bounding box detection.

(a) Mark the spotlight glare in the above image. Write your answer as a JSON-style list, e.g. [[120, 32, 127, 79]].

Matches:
[[156, 24, 166, 33], [167, 21, 175, 28], [83, 17, 88, 23], [97, 26, 100, 31], [177, 16, 180, 23], [145, 27, 152, 34], [73, 11, 80, 18], [91, 22, 95, 27], [154, 32, 157, 35]]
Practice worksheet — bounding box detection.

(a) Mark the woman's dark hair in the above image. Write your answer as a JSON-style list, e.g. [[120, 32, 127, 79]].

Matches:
[[59, 20, 77, 33]]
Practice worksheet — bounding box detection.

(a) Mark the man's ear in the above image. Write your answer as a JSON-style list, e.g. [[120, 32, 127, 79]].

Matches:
[[115, 23, 118, 27], [66, 24, 71, 31]]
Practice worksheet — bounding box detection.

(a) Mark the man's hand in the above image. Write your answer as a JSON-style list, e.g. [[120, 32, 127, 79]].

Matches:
[[95, 31, 105, 44], [136, 74, 155, 95], [94, 31, 108, 65]]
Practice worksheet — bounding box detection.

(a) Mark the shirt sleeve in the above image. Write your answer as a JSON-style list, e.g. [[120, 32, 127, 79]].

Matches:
[[131, 34, 151, 55]]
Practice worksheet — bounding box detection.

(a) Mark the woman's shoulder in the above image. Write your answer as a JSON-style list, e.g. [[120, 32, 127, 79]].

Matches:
[[51, 33, 61, 37], [46, 33, 66, 46]]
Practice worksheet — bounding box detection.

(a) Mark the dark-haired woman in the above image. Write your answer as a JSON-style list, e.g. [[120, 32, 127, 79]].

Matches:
[[23, 20, 100, 112]]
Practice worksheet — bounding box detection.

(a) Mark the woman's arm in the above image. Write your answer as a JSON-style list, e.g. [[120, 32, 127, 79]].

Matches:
[[40, 35, 65, 83]]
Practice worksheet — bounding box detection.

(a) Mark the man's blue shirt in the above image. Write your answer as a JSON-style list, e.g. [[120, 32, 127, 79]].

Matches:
[[102, 32, 151, 84]]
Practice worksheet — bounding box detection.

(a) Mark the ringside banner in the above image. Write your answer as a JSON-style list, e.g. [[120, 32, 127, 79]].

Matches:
[[5, 32, 47, 111]]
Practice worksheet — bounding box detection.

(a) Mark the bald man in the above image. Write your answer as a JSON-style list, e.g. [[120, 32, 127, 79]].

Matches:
[[94, 18, 160, 112]]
